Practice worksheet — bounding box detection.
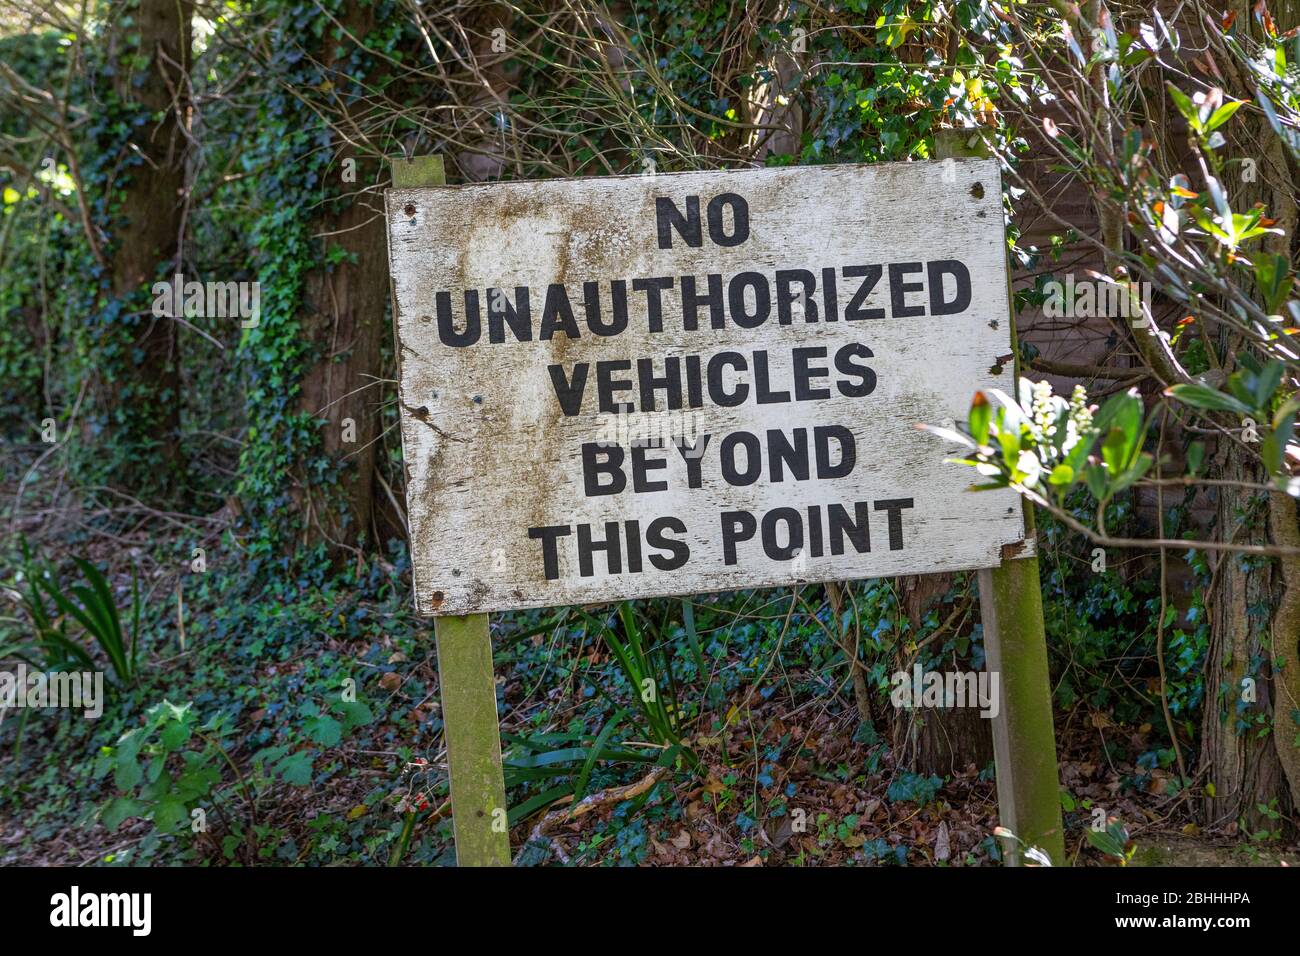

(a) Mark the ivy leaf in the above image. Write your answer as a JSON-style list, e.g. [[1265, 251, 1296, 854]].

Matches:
[[1086, 823, 1129, 860], [1084, 461, 1109, 500], [337, 700, 374, 731], [1110, 453, 1154, 495], [1048, 463, 1075, 486], [1251, 361, 1285, 410], [1166, 83, 1199, 131], [1100, 391, 1143, 475], [1271, 394, 1300, 434]]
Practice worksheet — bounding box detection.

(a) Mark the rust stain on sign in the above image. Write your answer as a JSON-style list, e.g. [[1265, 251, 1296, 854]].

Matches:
[[386, 161, 1024, 615]]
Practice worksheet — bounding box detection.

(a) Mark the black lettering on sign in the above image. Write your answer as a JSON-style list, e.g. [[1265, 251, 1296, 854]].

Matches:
[[843, 265, 884, 321], [821, 267, 839, 321], [681, 274, 725, 331], [728, 272, 771, 329], [834, 343, 876, 398], [829, 502, 870, 555], [528, 524, 572, 581], [721, 510, 757, 565], [631, 445, 668, 493], [655, 193, 750, 248], [637, 357, 683, 411], [487, 287, 531, 343], [582, 442, 625, 496], [625, 519, 644, 573], [792, 346, 831, 401], [775, 269, 818, 324], [815, 425, 856, 479], [707, 352, 749, 407], [674, 434, 711, 488], [656, 196, 701, 248], [807, 504, 824, 557], [548, 363, 588, 416], [719, 432, 762, 486], [874, 498, 915, 550], [631, 277, 674, 333], [888, 262, 925, 317], [706, 193, 749, 247], [539, 284, 579, 340], [928, 260, 972, 315], [752, 350, 790, 404], [762, 508, 804, 560], [596, 360, 634, 413], [647, 516, 690, 570], [578, 521, 621, 576], [768, 429, 810, 482], [436, 289, 481, 347]]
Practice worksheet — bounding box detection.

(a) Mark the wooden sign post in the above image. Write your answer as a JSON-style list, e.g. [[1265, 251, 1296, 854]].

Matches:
[[936, 130, 1066, 866], [391, 155, 510, 867], [385, 153, 1064, 866]]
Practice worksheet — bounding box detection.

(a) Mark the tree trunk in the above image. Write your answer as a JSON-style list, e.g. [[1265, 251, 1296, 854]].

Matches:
[[1200, 457, 1292, 831], [292, 0, 389, 552], [95, 0, 191, 494], [892, 574, 994, 775], [1198, 0, 1300, 833]]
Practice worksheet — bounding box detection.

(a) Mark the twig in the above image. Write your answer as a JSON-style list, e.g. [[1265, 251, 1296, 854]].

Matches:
[[513, 764, 669, 864]]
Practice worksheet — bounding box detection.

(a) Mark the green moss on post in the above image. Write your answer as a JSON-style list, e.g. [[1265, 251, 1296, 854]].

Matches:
[[979, 561, 1066, 865], [434, 613, 511, 867], [938, 127, 1066, 866], [391, 154, 445, 189]]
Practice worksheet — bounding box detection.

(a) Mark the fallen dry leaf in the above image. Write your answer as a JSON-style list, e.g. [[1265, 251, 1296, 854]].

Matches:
[[935, 821, 951, 861]]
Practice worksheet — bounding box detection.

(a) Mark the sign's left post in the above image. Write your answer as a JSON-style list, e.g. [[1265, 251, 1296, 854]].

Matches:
[[388, 154, 511, 867]]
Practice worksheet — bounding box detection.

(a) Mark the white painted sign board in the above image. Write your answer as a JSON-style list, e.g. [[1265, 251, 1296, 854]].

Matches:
[[387, 160, 1025, 615]]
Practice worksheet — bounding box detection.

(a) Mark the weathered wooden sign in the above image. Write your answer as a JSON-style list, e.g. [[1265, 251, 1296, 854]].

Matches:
[[386, 160, 1024, 616]]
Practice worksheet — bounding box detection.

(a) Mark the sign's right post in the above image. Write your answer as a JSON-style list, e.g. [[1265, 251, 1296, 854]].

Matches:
[[936, 129, 1066, 866]]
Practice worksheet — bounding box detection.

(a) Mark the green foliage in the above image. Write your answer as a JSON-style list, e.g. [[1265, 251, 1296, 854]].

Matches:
[[1086, 816, 1136, 865], [10, 539, 140, 687], [233, 0, 347, 558], [96, 701, 222, 836], [0, 32, 93, 434], [1169, 354, 1300, 480], [1039, 497, 1207, 738], [506, 602, 702, 861], [886, 771, 943, 804], [233, 0, 422, 558], [927, 378, 1158, 509]]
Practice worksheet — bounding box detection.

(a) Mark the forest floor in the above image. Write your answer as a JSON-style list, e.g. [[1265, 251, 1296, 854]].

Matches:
[[2, 459, 1297, 867], [4, 684, 1293, 866]]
